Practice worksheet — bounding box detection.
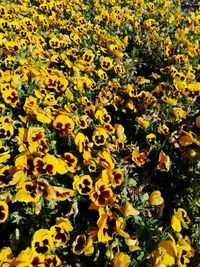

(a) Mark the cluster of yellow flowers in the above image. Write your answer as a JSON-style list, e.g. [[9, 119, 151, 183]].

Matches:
[[0, 0, 199, 266]]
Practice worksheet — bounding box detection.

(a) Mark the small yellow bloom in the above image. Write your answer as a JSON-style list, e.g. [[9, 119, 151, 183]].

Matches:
[[135, 117, 150, 129], [149, 190, 164, 208], [113, 252, 131, 267], [171, 208, 191, 232], [125, 238, 141, 252], [172, 107, 187, 121], [101, 57, 113, 71], [158, 124, 169, 135]]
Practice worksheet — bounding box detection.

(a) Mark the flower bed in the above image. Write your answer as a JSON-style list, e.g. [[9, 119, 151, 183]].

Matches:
[[0, 0, 200, 266]]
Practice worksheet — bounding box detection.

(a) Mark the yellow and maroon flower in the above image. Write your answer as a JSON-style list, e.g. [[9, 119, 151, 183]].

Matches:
[[90, 179, 113, 207], [158, 124, 169, 135], [11, 247, 45, 267], [53, 186, 74, 201], [1, 88, 20, 108], [95, 109, 111, 124], [73, 175, 93, 195], [0, 116, 14, 140], [33, 154, 58, 176], [0, 201, 9, 223], [44, 255, 62, 267], [102, 168, 124, 188], [75, 132, 91, 161], [146, 133, 157, 145], [63, 152, 78, 173], [36, 178, 54, 201], [15, 181, 41, 203], [100, 57, 113, 71], [50, 217, 73, 246], [53, 115, 74, 137], [97, 150, 115, 169], [72, 234, 94, 256], [31, 229, 54, 254], [97, 208, 129, 243], [82, 49, 95, 64], [92, 127, 109, 146]]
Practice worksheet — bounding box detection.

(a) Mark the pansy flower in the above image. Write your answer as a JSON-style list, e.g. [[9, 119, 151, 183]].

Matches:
[[102, 168, 124, 188], [97, 208, 118, 243], [157, 150, 171, 172], [90, 179, 113, 207], [151, 238, 177, 267], [34, 154, 58, 176], [44, 255, 62, 267], [50, 217, 73, 247], [0, 200, 9, 223], [172, 107, 187, 121], [31, 229, 54, 254], [72, 234, 94, 256], [0, 247, 14, 266], [146, 133, 157, 145], [63, 152, 78, 173], [53, 115, 74, 137], [149, 190, 164, 209], [15, 181, 41, 203], [92, 127, 109, 146], [73, 175, 93, 195], [132, 146, 147, 167], [171, 208, 191, 232], [97, 150, 115, 169], [37, 178, 54, 201], [158, 124, 169, 135], [5, 41, 21, 53], [11, 247, 45, 267], [82, 49, 95, 64], [1, 167, 25, 189], [76, 115, 89, 129], [0, 116, 14, 140], [176, 236, 195, 266], [100, 57, 113, 71], [53, 186, 75, 201], [96, 69, 108, 80], [2, 88, 20, 108], [75, 132, 91, 161], [95, 109, 111, 124], [113, 252, 131, 267], [0, 140, 10, 163]]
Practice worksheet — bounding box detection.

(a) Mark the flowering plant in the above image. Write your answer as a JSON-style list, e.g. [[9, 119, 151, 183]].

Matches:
[[0, 0, 200, 266]]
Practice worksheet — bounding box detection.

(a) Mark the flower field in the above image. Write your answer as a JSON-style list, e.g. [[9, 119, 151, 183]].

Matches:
[[0, 0, 200, 266]]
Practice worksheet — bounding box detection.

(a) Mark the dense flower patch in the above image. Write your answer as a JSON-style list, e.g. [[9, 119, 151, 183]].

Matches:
[[0, 0, 200, 266]]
